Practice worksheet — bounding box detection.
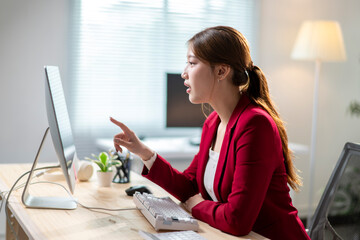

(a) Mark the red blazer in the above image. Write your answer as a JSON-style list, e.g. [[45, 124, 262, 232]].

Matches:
[[142, 95, 310, 239]]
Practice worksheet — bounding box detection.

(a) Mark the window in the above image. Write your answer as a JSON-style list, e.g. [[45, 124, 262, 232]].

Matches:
[[69, 0, 259, 157]]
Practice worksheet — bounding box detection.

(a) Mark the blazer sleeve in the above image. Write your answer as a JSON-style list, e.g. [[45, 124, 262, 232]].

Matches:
[[191, 114, 281, 236], [142, 153, 200, 202]]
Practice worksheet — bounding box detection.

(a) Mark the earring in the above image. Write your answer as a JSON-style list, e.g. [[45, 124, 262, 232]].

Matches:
[[218, 79, 220, 83]]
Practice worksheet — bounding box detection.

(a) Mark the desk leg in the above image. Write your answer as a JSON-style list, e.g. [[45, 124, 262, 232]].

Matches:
[[5, 207, 28, 240]]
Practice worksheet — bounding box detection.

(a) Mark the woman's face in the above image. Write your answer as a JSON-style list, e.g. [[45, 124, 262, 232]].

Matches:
[[181, 48, 216, 104]]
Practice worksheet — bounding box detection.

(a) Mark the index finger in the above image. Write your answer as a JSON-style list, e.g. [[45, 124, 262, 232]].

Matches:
[[110, 117, 131, 134]]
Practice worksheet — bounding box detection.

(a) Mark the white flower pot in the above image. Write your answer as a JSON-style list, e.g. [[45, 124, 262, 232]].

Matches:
[[96, 171, 114, 187]]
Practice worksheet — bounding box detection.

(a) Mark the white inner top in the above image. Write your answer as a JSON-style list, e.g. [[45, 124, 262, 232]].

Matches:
[[204, 149, 220, 202]]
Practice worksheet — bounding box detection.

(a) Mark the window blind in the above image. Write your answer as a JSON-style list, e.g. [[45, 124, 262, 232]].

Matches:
[[69, 0, 259, 157]]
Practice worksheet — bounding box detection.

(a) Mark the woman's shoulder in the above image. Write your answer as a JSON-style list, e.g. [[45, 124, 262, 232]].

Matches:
[[240, 104, 278, 132], [246, 104, 272, 118]]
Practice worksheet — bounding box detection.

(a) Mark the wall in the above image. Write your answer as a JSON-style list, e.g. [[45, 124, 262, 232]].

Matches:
[[0, 0, 69, 163], [259, 0, 360, 217], [0, 0, 69, 236]]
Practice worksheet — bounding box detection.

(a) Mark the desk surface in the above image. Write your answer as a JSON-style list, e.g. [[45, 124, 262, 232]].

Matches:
[[0, 163, 266, 240]]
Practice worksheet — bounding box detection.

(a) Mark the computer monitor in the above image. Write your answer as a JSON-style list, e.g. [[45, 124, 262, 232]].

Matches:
[[21, 66, 79, 210], [166, 73, 206, 128]]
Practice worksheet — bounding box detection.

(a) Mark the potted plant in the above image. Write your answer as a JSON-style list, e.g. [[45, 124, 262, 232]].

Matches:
[[85, 151, 121, 187]]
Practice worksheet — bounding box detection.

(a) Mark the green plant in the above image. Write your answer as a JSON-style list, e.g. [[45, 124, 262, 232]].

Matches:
[[85, 151, 121, 172]]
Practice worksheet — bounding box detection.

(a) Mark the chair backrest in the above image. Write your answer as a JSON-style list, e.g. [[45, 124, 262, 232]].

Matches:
[[308, 142, 360, 240]]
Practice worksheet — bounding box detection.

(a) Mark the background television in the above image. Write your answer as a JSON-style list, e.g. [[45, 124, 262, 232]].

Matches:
[[166, 73, 207, 128]]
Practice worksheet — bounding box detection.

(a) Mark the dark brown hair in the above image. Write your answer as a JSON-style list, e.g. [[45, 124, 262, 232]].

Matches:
[[188, 26, 302, 191]]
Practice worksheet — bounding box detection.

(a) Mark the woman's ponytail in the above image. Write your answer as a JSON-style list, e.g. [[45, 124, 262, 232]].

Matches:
[[246, 66, 302, 191]]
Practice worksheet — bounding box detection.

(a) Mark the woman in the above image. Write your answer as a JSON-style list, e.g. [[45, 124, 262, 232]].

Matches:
[[111, 26, 310, 239]]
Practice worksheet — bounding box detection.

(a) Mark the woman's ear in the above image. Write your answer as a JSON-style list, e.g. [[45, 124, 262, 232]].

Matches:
[[215, 64, 231, 81]]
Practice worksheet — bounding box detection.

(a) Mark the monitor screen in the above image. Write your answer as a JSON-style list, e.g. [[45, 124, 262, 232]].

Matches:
[[166, 73, 206, 128], [45, 66, 78, 194]]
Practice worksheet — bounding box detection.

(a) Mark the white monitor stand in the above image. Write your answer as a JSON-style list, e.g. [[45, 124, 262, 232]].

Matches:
[[21, 127, 77, 210]]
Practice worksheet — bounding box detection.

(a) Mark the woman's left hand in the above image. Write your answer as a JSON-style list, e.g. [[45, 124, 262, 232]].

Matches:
[[183, 194, 204, 212]]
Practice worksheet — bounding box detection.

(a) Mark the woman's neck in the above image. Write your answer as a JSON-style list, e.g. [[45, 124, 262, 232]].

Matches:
[[210, 89, 241, 125]]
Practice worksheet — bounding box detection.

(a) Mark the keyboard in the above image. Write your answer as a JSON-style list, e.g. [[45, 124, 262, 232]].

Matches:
[[138, 230, 206, 240], [133, 192, 199, 231]]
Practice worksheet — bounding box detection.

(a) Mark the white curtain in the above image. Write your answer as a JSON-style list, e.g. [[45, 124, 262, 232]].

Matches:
[[68, 0, 259, 157]]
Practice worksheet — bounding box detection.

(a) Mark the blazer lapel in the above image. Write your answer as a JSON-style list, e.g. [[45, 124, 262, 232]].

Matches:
[[213, 95, 252, 202]]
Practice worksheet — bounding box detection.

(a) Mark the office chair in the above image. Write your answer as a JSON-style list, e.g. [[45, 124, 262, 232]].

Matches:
[[308, 142, 360, 240]]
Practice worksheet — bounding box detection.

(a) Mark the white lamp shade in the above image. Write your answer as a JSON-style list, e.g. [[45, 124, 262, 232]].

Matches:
[[291, 21, 346, 62]]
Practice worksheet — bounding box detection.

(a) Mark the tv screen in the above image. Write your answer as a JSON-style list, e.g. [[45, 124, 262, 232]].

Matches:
[[166, 73, 206, 128]]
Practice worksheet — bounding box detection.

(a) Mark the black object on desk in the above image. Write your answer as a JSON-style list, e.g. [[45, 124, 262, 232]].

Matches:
[[113, 151, 132, 183], [125, 185, 152, 196]]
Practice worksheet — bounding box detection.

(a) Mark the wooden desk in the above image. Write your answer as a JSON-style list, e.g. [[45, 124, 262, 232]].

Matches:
[[0, 163, 267, 240]]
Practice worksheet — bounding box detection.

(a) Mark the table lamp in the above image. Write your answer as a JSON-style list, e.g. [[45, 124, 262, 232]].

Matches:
[[291, 20, 346, 227]]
